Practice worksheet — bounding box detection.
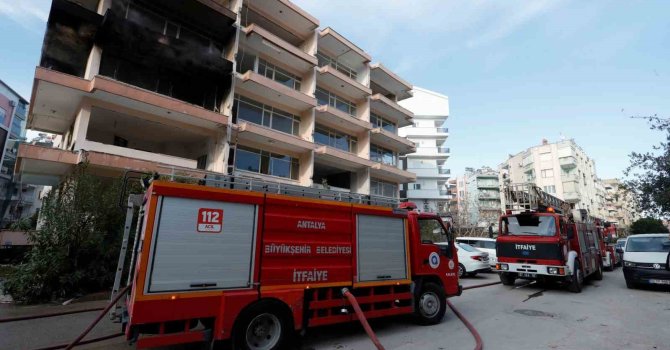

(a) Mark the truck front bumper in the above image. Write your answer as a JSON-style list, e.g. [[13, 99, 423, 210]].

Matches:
[[495, 262, 570, 278]]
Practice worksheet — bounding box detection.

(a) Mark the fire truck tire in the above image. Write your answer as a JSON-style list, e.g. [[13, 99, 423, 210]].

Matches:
[[593, 263, 603, 281], [606, 255, 614, 271], [232, 300, 292, 350], [568, 261, 583, 293], [458, 264, 466, 278], [414, 282, 447, 325], [499, 272, 516, 286]]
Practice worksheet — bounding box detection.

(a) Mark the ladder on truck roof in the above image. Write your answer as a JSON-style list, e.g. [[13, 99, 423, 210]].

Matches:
[[503, 183, 572, 214], [122, 167, 401, 208]]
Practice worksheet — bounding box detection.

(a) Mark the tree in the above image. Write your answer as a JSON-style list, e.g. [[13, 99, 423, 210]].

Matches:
[[2, 163, 126, 303], [629, 217, 669, 235], [624, 116, 670, 217]]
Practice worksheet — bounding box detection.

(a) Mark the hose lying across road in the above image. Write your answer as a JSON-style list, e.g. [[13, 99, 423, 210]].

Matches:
[[6, 281, 501, 350], [342, 288, 386, 350], [0, 307, 105, 324], [343, 281, 502, 350]]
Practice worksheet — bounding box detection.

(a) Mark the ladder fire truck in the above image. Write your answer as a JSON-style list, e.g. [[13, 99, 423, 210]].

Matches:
[[495, 183, 604, 292], [111, 172, 461, 349]]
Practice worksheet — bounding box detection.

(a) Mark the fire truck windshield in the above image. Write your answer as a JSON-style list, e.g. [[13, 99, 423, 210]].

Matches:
[[505, 215, 556, 236]]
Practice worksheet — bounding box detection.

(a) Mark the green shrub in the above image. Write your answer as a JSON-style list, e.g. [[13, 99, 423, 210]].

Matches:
[[2, 163, 125, 303]]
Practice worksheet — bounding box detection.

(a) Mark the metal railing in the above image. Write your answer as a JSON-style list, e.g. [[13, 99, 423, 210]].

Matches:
[[156, 166, 399, 207]]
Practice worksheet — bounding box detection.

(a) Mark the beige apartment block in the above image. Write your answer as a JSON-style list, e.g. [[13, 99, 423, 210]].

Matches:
[[601, 178, 640, 229], [18, 0, 415, 198], [500, 139, 604, 216]]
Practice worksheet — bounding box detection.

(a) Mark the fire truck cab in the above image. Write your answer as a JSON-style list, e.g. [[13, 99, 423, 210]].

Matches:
[[114, 175, 461, 349], [495, 184, 604, 293]]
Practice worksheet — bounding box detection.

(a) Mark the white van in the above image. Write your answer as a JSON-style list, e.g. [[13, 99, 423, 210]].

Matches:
[[456, 237, 497, 267], [622, 234, 670, 289]]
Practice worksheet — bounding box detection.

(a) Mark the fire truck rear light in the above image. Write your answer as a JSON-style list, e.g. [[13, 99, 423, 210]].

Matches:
[[171, 295, 176, 300]]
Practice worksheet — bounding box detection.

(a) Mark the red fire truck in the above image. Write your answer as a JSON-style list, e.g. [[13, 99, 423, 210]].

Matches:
[[600, 221, 619, 270], [495, 183, 604, 293], [112, 174, 460, 349]]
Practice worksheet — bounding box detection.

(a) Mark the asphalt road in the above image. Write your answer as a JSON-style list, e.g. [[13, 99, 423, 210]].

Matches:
[[1, 269, 668, 350]]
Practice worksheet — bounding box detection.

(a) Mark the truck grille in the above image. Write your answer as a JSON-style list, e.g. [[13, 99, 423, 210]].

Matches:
[[497, 242, 562, 260]]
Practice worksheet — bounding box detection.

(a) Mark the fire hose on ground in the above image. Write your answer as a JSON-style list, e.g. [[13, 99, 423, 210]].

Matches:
[[342, 281, 502, 350], [3, 281, 500, 350], [5, 284, 132, 350]]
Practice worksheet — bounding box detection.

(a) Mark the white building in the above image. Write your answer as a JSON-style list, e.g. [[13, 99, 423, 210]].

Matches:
[[500, 139, 602, 215], [456, 167, 501, 227], [398, 87, 450, 216], [602, 178, 639, 230]]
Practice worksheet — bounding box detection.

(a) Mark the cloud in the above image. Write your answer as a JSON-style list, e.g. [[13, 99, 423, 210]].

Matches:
[[0, 0, 50, 32], [466, 0, 561, 48]]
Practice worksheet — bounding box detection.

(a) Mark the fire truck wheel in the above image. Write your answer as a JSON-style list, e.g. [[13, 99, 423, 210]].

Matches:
[[568, 261, 583, 293], [233, 301, 292, 350], [458, 264, 466, 278], [499, 272, 516, 286], [593, 263, 603, 281], [414, 282, 447, 325]]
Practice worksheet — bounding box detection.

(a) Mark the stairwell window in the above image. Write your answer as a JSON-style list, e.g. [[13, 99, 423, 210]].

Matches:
[[235, 145, 299, 180], [541, 169, 554, 178], [234, 95, 300, 136]]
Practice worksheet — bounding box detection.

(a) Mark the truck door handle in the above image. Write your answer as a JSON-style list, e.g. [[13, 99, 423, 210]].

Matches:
[[190, 282, 217, 288]]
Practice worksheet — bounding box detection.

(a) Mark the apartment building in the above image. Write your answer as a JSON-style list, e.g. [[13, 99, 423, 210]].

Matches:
[[18, 0, 415, 199], [601, 178, 639, 230], [0, 80, 41, 227], [500, 139, 603, 215], [453, 167, 501, 228], [397, 87, 450, 215]]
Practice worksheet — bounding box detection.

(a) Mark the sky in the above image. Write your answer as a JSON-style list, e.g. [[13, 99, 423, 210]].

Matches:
[[1, 0, 669, 179]]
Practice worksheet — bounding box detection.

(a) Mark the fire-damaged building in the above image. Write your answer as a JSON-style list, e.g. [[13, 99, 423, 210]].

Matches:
[[18, 0, 417, 199]]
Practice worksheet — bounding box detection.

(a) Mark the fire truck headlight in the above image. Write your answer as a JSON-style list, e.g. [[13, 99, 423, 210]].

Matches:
[[498, 263, 509, 271], [548, 267, 558, 275]]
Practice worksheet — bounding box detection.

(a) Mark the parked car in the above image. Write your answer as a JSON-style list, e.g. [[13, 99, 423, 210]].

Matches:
[[622, 234, 670, 289], [446, 242, 491, 278], [456, 237, 497, 267], [615, 238, 627, 266]]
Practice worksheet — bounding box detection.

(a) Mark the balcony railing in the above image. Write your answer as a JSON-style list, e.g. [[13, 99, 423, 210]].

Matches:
[[436, 127, 449, 133], [479, 193, 500, 199], [439, 190, 449, 196], [438, 168, 450, 175], [559, 156, 577, 168]]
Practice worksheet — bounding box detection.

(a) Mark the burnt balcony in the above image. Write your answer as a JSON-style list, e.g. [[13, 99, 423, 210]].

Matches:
[[39, 0, 103, 78], [93, 2, 235, 111]]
